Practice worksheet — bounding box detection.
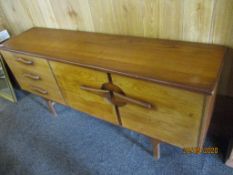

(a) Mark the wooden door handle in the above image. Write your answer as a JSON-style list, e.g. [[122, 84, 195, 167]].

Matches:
[[113, 92, 152, 109], [80, 85, 152, 109], [31, 86, 48, 95], [23, 73, 40, 80], [16, 57, 33, 65], [80, 85, 110, 96]]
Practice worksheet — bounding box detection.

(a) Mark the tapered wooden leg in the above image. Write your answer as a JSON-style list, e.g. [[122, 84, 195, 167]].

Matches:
[[226, 141, 233, 168], [151, 139, 161, 160], [226, 158, 233, 168], [46, 99, 57, 116]]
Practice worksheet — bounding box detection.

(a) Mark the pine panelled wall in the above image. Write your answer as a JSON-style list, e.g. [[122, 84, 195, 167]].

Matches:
[[0, 0, 232, 48]]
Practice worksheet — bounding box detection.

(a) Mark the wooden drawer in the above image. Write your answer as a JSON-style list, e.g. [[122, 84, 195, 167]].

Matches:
[[111, 74, 205, 147], [2, 51, 49, 72], [50, 61, 119, 124], [19, 83, 65, 104], [1, 51, 65, 104]]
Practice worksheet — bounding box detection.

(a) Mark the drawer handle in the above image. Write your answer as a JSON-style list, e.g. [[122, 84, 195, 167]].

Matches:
[[16, 57, 33, 65], [23, 73, 40, 80], [80, 85, 152, 109], [113, 92, 152, 109], [80, 85, 110, 96], [31, 86, 48, 95]]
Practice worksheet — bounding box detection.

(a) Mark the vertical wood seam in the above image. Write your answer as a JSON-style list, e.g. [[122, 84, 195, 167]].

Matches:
[[208, 0, 217, 44], [20, 1, 36, 27], [181, 0, 185, 40], [197, 95, 207, 147], [47, 0, 60, 28], [107, 72, 122, 125], [87, 0, 96, 32], [47, 61, 67, 104]]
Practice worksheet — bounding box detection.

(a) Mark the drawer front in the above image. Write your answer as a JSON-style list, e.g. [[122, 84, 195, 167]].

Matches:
[[50, 61, 119, 124], [112, 74, 205, 147], [1, 51, 65, 104]]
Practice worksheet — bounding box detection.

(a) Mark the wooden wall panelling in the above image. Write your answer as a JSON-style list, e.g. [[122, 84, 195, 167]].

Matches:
[[88, 0, 117, 34], [212, 0, 233, 47], [158, 0, 184, 40], [49, 0, 94, 31], [0, 0, 33, 35], [111, 0, 144, 36], [35, 0, 59, 28], [0, 6, 7, 29], [142, 0, 159, 38], [20, 0, 48, 27], [183, 0, 215, 43], [0, 0, 232, 47], [0, 10, 4, 29]]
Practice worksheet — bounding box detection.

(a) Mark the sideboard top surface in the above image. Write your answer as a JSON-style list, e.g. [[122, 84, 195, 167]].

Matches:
[[0, 28, 226, 94]]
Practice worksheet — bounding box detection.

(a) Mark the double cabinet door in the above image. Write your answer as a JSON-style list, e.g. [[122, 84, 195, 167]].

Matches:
[[50, 61, 205, 148]]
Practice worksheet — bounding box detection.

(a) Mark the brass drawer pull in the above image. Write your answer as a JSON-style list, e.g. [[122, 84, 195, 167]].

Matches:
[[23, 73, 40, 80], [31, 86, 48, 95], [16, 57, 33, 65], [113, 92, 152, 109]]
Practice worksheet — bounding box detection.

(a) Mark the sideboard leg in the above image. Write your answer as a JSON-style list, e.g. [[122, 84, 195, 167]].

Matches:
[[226, 141, 233, 168], [46, 99, 57, 116], [151, 139, 161, 160], [226, 158, 233, 168]]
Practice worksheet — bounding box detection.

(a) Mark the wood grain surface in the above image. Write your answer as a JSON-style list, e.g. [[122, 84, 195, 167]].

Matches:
[[0, 28, 226, 95], [1, 51, 65, 104], [50, 61, 119, 124], [112, 74, 205, 147]]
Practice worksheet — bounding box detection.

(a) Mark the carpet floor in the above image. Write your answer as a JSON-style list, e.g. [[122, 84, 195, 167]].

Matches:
[[0, 90, 233, 175]]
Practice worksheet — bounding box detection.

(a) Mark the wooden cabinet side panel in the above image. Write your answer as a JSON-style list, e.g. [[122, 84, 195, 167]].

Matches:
[[198, 94, 216, 147]]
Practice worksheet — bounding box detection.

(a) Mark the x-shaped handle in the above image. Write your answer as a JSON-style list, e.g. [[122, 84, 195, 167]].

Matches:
[[80, 85, 152, 109]]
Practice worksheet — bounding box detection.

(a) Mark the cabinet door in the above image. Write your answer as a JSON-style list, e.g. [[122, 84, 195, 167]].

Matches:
[[50, 61, 119, 124], [112, 74, 205, 147]]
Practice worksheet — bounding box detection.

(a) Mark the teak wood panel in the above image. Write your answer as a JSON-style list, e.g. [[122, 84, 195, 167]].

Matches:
[[1, 51, 65, 104], [1, 28, 226, 95], [112, 74, 205, 147], [198, 95, 216, 147], [49, 61, 119, 124]]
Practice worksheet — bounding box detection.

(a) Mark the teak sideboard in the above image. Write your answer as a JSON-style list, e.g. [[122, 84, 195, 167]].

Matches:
[[0, 28, 227, 159]]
